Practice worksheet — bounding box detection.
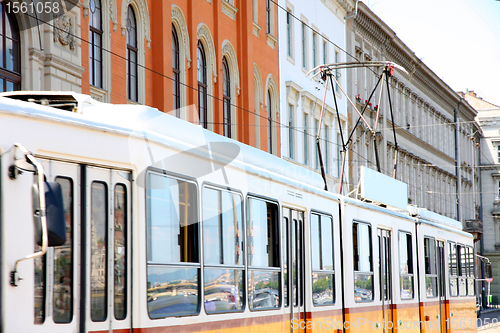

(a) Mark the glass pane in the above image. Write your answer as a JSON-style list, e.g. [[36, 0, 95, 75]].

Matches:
[[468, 278, 475, 296], [221, 191, 242, 265], [34, 249, 46, 324], [449, 277, 458, 297], [91, 182, 108, 322], [399, 232, 413, 274], [247, 199, 279, 268], [147, 173, 199, 264], [353, 222, 372, 272], [448, 243, 457, 276], [425, 276, 438, 298], [147, 266, 199, 318], [459, 277, 467, 296], [283, 217, 289, 307], [458, 245, 467, 277], [354, 273, 373, 301], [53, 177, 73, 323], [311, 214, 320, 271], [467, 247, 475, 278], [321, 216, 334, 270], [400, 276, 414, 299], [204, 268, 243, 313], [0, 79, 4, 92], [312, 273, 334, 305], [114, 184, 127, 320], [248, 270, 280, 309], [424, 238, 436, 274], [6, 38, 13, 71], [203, 188, 221, 265]]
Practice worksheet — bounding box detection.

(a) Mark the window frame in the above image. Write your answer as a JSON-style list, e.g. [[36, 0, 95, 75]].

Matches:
[[246, 194, 281, 311], [310, 211, 335, 306], [448, 241, 459, 297], [145, 168, 201, 319], [201, 183, 245, 314], [352, 220, 374, 303], [126, 5, 138, 102], [0, 1, 21, 91], [197, 40, 208, 129], [398, 230, 414, 300], [222, 56, 231, 138], [267, 90, 273, 154], [466, 246, 475, 296], [423, 237, 438, 299], [113, 183, 128, 320], [89, 0, 103, 89], [457, 243, 468, 297], [172, 26, 181, 117]]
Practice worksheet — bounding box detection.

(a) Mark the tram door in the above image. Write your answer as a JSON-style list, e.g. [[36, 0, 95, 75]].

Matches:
[[378, 229, 393, 333], [85, 166, 132, 333], [437, 241, 448, 333], [283, 208, 306, 333]]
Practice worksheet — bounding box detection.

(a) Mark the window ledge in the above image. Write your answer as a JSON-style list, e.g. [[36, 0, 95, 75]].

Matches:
[[266, 33, 277, 49], [222, 0, 238, 21], [253, 22, 261, 37], [90, 85, 107, 102], [127, 100, 141, 105], [287, 55, 295, 65]]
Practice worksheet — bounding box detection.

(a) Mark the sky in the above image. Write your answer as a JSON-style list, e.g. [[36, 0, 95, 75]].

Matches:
[[366, 0, 500, 107]]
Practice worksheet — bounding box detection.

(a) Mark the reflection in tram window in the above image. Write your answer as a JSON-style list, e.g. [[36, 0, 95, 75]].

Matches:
[[114, 184, 127, 320], [398, 232, 414, 299], [283, 217, 289, 307], [147, 266, 199, 318], [467, 246, 475, 296], [91, 182, 108, 322], [146, 172, 200, 318], [204, 269, 243, 313], [448, 242, 458, 297], [247, 198, 280, 310], [34, 245, 46, 324], [202, 187, 244, 313], [53, 177, 74, 323], [424, 237, 438, 298], [457, 245, 468, 296], [352, 222, 373, 302], [311, 213, 334, 305]]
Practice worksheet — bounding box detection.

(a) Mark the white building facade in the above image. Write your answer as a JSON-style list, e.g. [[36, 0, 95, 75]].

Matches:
[[278, 0, 354, 191], [345, 3, 480, 225]]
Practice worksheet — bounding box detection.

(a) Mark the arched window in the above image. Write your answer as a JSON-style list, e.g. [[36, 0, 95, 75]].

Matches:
[[89, 0, 103, 88], [126, 6, 138, 102], [172, 26, 180, 117], [222, 56, 231, 138], [197, 41, 207, 128], [267, 90, 272, 154], [0, 2, 21, 92]]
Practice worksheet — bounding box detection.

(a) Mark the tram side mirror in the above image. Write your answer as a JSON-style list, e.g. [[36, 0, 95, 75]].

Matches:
[[486, 263, 493, 279], [32, 182, 66, 247]]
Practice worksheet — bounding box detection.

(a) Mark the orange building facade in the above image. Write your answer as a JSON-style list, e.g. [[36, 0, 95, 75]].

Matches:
[[80, 0, 280, 154]]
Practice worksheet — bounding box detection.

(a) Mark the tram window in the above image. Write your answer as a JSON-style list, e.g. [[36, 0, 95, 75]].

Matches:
[[202, 187, 244, 313], [311, 213, 334, 305], [398, 232, 414, 299], [352, 222, 373, 302], [247, 198, 280, 310], [91, 182, 108, 322], [448, 242, 458, 297], [424, 237, 438, 298], [114, 184, 127, 320], [467, 246, 475, 296], [34, 245, 46, 324], [457, 245, 468, 296], [283, 217, 289, 307], [53, 177, 74, 323], [146, 172, 200, 318]]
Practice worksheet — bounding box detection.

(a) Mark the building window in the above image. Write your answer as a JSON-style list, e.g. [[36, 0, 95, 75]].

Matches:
[[312, 32, 317, 70], [267, 90, 273, 154], [304, 114, 308, 166], [325, 125, 329, 174], [286, 10, 292, 58], [0, 1, 21, 92], [322, 39, 327, 64], [126, 6, 138, 102], [197, 41, 208, 128], [315, 119, 319, 170], [89, 0, 102, 89], [222, 56, 231, 138], [334, 51, 340, 92], [266, 0, 271, 34], [301, 23, 307, 69], [497, 144, 500, 163], [288, 104, 294, 159], [353, 222, 373, 301], [311, 213, 335, 305], [399, 231, 414, 299], [172, 27, 180, 117]]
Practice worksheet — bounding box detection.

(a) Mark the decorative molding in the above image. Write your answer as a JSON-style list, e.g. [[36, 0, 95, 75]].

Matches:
[[172, 5, 192, 69], [90, 85, 108, 102], [222, 41, 240, 96], [254, 64, 264, 109], [53, 15, 76, 50], [221, 0, 238, 21], [121, 0, 151, 49], [197, 23, 218, 83], [266, 33, 278, 49], [253, 22, 261, 37]]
